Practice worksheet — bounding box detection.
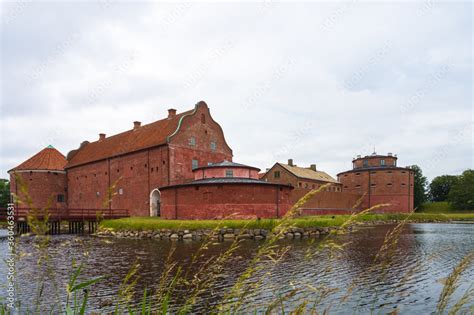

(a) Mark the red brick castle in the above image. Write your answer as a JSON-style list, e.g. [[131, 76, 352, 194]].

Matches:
[[9, 101, 414, 218]]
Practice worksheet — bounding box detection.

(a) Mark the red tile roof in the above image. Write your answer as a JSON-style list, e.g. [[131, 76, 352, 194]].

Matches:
[[66, 109, 194, 168], [9, 146, 67, 172]]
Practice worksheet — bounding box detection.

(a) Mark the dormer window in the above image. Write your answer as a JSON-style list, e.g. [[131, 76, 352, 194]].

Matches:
[[363, 160, 369, 167], [381, 159, 385, 166], [210, 141, 216, 151], [225, 169, 234, 177]]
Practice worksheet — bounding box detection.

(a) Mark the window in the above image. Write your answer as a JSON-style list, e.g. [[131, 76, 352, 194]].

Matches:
[[380, 159, 385, 166], [189, 137, 196, 146], [192, 159, 199, 170], [299, 183, 302, 187], [356, 173, 361, 176], [119, 188, 124, 195], [210, 141, 216, 151], [304, 183, 308, 188], [57, 194, 65, 202], [363, 160, 369, 167], [274, 171, 281, 179], [225, 169, 234, 177]]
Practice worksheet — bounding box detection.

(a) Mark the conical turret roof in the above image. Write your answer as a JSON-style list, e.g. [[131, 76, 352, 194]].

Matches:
[[9, 145, 67, 172]]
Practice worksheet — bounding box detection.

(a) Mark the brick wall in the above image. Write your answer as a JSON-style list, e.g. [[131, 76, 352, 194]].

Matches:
[[67, 146, 171, 216], [161, 184, 292, 219], [10, 171, 67, 210], [338, 168, 414, 212], [290, 188, 362, 210]]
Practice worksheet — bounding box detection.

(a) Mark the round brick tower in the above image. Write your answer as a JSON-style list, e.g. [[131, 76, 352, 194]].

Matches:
[[8, 145, 68, 210], [160, 161, 293, 219], [337, 153, 414, 213]]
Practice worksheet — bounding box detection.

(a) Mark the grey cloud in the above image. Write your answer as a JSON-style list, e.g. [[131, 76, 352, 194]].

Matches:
[[0, 2, 472, 181]]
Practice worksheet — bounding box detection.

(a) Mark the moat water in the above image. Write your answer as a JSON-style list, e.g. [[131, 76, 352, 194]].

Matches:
[[0, 223, 473, 314]]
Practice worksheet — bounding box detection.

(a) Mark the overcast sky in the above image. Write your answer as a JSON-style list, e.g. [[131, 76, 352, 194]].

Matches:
[[0, 1, 472, 181]]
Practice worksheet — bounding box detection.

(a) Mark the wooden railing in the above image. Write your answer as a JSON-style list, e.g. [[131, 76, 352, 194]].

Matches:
[[0, 207, 129, 221]]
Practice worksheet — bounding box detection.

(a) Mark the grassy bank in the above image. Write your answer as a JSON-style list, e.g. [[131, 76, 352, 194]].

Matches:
[[100, 213, 474, 232], [418, 201, 473, 214]]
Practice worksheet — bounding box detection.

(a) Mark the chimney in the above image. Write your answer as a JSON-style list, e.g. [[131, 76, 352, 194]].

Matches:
[[133, 121, 141, 129], [288, 159, 294, 166], [168, 108, 177, 118], [310, 164, 317, 171], [99, 133, 106, 141]]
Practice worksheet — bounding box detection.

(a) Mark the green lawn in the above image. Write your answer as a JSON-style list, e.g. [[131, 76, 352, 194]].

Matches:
[[100, 213, 474, 232], [418, 201, 473, 213]]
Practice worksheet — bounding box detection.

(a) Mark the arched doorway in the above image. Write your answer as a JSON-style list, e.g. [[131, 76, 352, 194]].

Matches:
[[150, 189, 161, 217]]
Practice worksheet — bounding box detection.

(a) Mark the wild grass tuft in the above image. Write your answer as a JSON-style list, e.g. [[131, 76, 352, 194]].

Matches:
[[3, 179, 473, 314]]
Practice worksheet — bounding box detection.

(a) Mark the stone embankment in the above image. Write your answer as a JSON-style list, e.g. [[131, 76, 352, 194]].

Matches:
[[96, 226, 348, 241]]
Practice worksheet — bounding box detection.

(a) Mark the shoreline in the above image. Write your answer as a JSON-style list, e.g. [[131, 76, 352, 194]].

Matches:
[[1, 213, 472, 239], [96, 213, 474, 241]]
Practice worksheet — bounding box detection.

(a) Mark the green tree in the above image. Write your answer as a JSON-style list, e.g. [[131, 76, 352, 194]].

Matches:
[[448, 170, 474, 210], [408, 165, 427, 209], [429, 175, 458, 202], [0, 179, 10, 208]]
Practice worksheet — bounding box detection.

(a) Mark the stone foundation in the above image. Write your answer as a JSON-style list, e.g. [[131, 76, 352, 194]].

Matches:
[[95, 226, 346, 241]]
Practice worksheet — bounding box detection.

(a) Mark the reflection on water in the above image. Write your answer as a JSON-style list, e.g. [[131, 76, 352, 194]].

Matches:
[[0, 223, 473, 313]]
